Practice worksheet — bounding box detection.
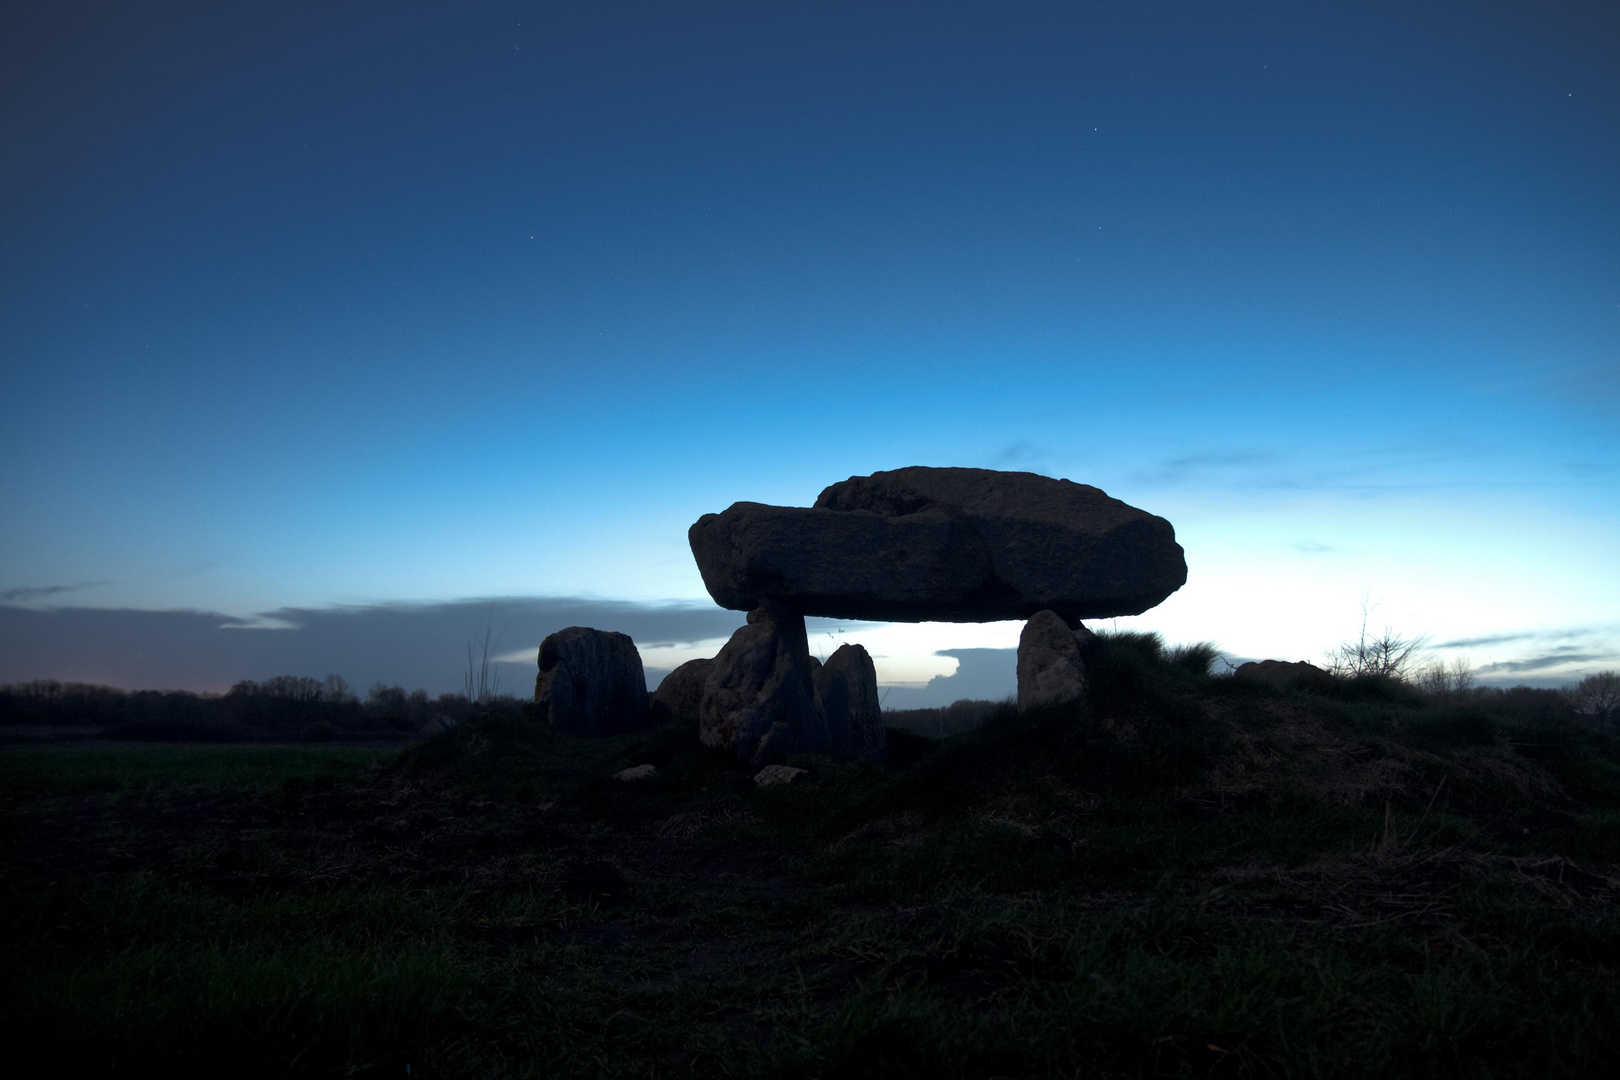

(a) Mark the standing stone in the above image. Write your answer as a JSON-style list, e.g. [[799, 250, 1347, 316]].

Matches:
[[699, 606, 825, 765], [815, 643, 887, 762], [535, 627, 651, 736], [1017, 609, 1087, 712], [649, 657, 713, 725]]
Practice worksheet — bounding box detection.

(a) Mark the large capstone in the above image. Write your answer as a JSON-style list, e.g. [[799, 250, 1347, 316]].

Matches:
[[689, 467, 1186, 623], [535, 626, 651, 737]]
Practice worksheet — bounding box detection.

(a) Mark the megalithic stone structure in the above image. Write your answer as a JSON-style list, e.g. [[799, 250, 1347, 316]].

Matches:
[[689, 467, 1186, 625], [687, 467, 1188, 759]]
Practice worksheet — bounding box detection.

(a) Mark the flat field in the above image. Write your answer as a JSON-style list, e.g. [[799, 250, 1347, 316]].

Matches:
[[3, 638, 1618, 1078]]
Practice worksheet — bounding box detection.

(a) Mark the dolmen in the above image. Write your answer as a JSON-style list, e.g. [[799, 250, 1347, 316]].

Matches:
[[534, 468, 1187, 766], [688, 467, 1187, 763]]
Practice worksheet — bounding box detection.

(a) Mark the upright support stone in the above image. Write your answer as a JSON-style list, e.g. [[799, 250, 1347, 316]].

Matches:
[[649, 657, 713, 725], [535, 626, 651, 736], [699, 606, 824, 765], [815, 642, 887, 762], [1016, 609, 1087, 712]]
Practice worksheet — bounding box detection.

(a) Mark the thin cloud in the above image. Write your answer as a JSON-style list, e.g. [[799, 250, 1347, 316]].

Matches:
[[988, 441, 1050, 468], [1132, 450, 1278, 486], [1289, 540, 1336, 554], [1434, 626, 1608, 649], [0, 580, 113, 603], [0, 597, 745, 695], [1434, 632, 1539, 648], [1476, 649, 1616, 674], [1127, 437, 1548, 497]]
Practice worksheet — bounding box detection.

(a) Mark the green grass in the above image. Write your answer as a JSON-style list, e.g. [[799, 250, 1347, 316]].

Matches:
[[0, 743, 383, 796], [4, 636, 1619, 1077]]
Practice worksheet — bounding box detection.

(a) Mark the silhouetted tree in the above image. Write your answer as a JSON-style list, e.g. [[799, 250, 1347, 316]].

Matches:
[[1567, 672, 1620, 731]]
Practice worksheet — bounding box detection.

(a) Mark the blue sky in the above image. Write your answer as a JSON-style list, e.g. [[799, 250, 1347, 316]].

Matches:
[[2, 0, 1616, 694]]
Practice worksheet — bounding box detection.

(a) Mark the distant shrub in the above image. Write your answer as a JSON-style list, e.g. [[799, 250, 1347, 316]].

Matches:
[[1327, 624, 1425, 679], [1167, 640, 1221, 676], [1416, 656, 1476, 700], [1565, 672, 1620, 731]]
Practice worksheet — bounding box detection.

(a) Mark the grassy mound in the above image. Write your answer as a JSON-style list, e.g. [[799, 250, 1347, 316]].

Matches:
[[4, 633, 1619, 1077]]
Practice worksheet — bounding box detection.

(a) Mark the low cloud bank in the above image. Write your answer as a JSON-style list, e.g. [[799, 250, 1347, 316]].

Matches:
[[0, 599, 745, 695], [879, 649, 1017, 710], [6, 599, 1609, 701]]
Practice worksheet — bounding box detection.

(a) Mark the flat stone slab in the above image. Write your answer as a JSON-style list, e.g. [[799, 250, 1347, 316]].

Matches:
[[689, 467, 1186, 623]]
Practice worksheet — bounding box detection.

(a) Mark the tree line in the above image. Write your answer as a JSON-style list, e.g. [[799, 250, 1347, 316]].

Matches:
[[0, 677, 527, 742]]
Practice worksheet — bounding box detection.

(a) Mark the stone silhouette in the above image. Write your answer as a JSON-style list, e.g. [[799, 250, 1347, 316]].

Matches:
[[1235, 659, 1332, 693], [696, 609, 887, 765], [688, 467, 1186, 760], [689, 466, 1186, 624], [1016, 609, 1088, 712], [535, 626, 651, 736], [814, 642, 887, 762], [649, 657, 712, 725], [699, 605, 824, 765]]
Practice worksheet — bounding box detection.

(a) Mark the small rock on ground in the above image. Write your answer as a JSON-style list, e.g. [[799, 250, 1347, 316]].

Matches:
[[753, 765, 808, 787], [614, 764, 659, 782]]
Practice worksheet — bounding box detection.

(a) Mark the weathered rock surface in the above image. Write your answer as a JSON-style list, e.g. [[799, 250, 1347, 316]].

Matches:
[[535, 626, 651, 737], [754, 764, 808, 787], [689, 467, 1186, 623], [649, 657, 713, 726], [699, 606, 825, 765], [1235, 659, 1332, 692], [815, 643, 887, 762], [1017, 609, 1088, 712]]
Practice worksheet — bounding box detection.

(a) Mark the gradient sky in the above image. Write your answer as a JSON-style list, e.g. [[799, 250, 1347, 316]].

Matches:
[[3, 0, 1616, 695]]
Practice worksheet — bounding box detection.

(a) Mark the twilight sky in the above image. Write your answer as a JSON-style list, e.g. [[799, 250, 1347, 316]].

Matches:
[[2, 0, 1616, 697]]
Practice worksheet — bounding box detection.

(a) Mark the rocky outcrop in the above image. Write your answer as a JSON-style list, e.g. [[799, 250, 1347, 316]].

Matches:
[[1235, 660, 1332, 692], [815, 643, 887, 762], [698, 606, 824, 765], [689, 467, 1186, 623], [1016, 609, 1088, 712], [649, 657, 712, 725], [535, 626, 651, 736]]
